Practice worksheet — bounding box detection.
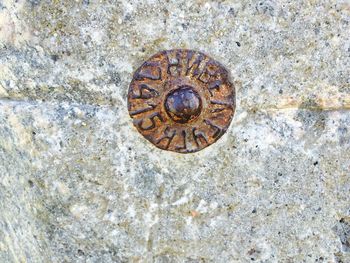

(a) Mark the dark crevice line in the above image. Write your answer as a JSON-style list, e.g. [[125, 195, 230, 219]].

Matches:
[[1, 97, 350, 112], [0, 97, 122, 109]]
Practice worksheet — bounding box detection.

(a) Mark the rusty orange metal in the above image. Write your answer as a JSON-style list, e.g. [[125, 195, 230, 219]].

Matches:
[[128, 49, 235, 153]]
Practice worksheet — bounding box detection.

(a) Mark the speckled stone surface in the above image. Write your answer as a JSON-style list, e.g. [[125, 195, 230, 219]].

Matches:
[[1, 0, 350, 262]]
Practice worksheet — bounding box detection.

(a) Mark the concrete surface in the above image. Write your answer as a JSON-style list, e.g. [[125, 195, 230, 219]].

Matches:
[[0, 0, 350, 262]]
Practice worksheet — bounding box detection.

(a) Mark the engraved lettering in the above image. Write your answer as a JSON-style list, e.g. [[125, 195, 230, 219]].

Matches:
[[156, 127, 176, 149], [198, 63, 216, 83], [198, 61, 223, 84], [135, 62, 162, 80], [204, 119, 224, 138], [192, 128, 208, 147], [136, 112, 164, 131], [130, 103, 157, 116], [186, 51, 205, 77], [210, 100, 233, 113], [132, 84, 160, 99], [167, 51, 182, 77], [208, 80, 222, 96], [175, 130, 187, 151]]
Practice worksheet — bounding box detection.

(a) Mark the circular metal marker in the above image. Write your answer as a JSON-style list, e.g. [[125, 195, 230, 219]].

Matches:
[[127, 49, 235, 153]]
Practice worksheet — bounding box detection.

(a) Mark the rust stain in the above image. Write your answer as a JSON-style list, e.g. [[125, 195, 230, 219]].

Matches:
[[190, 210, 200, 217]]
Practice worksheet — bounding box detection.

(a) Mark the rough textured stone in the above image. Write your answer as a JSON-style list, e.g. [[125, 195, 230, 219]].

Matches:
[[0, 0, 350, 262]]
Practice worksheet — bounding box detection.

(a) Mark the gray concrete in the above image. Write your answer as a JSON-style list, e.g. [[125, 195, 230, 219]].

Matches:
[[0, 0, 350, 262]]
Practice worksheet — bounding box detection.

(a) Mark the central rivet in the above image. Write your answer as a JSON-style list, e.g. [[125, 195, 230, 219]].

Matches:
[[164, 86, 202, 124]]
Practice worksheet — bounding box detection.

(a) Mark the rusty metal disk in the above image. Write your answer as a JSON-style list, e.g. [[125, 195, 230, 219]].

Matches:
[[127, 49, 235, 153]]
